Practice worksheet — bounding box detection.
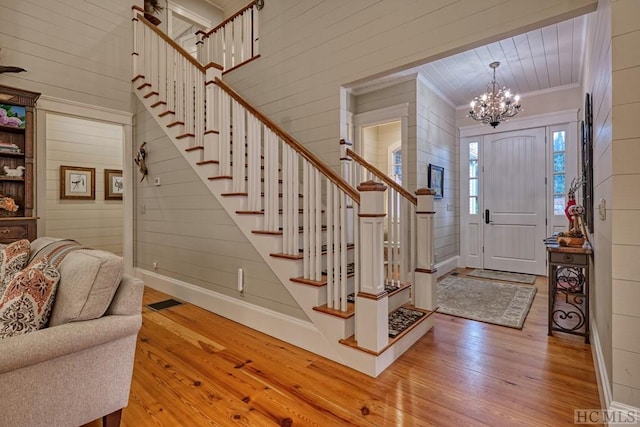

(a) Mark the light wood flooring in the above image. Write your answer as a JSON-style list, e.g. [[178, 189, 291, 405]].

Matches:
[[86, 269, 602, 426]]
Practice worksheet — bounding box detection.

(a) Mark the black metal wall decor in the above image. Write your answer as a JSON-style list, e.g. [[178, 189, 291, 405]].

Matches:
[[582, 93, 594, 233]]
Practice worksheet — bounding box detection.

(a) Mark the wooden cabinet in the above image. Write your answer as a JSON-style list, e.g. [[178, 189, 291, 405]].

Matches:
[[0, 85, 40, 243]]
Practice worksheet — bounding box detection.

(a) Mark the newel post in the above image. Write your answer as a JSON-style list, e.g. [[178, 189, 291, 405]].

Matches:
[[204, 64, 223, 164], [355, 181, 388, 352], [414, 188, 437, 310]]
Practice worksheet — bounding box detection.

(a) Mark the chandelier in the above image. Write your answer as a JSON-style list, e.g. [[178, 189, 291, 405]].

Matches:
[[468, 61, 521, 128]]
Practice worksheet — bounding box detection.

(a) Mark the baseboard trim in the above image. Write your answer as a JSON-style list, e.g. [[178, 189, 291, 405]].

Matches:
[[591, 318, 613, 410], [435, 255, 459, 278], [135, 268, 336, 360]]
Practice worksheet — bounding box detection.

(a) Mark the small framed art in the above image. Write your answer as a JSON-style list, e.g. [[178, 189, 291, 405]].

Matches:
[[60, 166, 95, 200], [104, 169, 123, 200], [428, 164, 444, 199]]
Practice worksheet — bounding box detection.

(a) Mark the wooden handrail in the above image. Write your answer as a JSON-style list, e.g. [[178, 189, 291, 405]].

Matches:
[[138, 14, 206, 72], [204, 1, 256, 37], [346, 147, 417, 206], [216, 78, 360, 204]]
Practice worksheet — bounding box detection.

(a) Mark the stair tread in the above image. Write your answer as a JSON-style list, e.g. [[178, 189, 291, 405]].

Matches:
[[338, 305, 436, 356], [289, 270, 355, 286], [257, 225, 327, 236], [346, 282, 411, 303], [312, 303, 355, 319]]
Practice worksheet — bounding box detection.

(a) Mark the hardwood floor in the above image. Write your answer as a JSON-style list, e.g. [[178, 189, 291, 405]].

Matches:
[[86, 270, 602, 426]]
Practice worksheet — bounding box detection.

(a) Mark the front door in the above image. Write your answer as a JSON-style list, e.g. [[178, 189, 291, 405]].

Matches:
[[483, 127, 546, 275]]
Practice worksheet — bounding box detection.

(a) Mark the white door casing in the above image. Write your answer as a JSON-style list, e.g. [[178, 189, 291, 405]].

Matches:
[[459, 109, 579, 277], [483, 128, 547, 275]]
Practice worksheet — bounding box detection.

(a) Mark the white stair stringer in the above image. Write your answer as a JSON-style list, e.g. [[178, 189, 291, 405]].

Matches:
[[135, 83, 431, 377]]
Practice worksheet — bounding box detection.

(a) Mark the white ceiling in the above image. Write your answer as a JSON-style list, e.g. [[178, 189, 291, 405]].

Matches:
[[351, 15, 589, 108]]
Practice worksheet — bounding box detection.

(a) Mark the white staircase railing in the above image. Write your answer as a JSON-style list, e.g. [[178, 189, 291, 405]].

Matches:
[[133, 9, 358, 314], [196, 2, 259, 73], [133, 9, 438, 359], [341, 140, 418, 291]]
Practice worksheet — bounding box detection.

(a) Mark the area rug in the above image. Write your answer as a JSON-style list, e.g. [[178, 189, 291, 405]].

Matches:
[[388, 307, 425, 338], [468, 269, 536, 285], [437, 277, 537, 329]]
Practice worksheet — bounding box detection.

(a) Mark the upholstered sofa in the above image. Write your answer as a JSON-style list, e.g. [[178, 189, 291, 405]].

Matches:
[[0, 237, 144, 427]]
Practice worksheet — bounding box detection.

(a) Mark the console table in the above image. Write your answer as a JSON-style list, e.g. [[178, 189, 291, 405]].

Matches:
[[547, 245, 592, 343]]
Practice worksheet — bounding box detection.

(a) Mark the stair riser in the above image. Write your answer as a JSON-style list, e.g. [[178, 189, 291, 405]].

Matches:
[[387, 286, 411, 312]]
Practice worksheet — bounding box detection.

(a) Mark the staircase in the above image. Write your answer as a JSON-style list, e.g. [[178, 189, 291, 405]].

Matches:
[[131, 6, 438, 377]]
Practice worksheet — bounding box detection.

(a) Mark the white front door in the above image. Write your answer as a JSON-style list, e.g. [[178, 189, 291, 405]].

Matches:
[[483, 128, 547, 275]]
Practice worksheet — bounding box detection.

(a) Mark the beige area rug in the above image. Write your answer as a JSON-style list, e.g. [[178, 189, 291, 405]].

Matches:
[[468, 269, 537, 285], [437, 276, 537, 329]]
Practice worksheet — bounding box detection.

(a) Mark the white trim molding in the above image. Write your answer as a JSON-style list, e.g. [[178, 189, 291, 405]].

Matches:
[[591, 319, 640, 418], [36, 95, 133, 125], [459, 108, 579, 138], [353, 103, 410, 128], [592, 318, 613, 409], [35, 97, 133, 272], [436, 255, 459, 278], [136, 268, 337, 361]]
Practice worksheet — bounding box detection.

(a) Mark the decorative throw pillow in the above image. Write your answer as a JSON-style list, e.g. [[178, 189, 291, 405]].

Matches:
[[0, 239, 30, 294], [0, 258, 60, 339]]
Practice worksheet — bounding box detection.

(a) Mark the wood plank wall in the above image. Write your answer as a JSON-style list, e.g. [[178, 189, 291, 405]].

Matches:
[[610, 0, 640, 408], [45, 114, 123, 254], [222, 0, 597, 173], [416, 78, 458, 264], [0, 0, 133, 112], [134, 101, 308, 320]]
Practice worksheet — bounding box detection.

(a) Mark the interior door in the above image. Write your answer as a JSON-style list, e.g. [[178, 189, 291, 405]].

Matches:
[[483, 127, 546, 275]]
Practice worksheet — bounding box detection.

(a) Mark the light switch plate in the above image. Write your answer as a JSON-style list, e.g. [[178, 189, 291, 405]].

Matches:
[[598, 198, 606, 220], [154, 177, 161, 186]]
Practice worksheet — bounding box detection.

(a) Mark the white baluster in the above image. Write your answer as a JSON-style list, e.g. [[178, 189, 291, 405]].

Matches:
[[308, 161, 315, 279], [252, 5, 259, 56], [232, 100, 244, 192], [224, 25, 232, 70], [292, 151, 299, 256], [158, 40, 166, 101], [326, 183, 334, 308], [247, 115, 259, 211], [195, 72, 204, 148], [233, 17, 242, 66], [340, 191, 347, 312], [282, 144, 289, 249], [219, 91, 230, 176], [243, 11, 251, 63], [314, 169, 322, 281], [333, 184, 339, 308], [303, 161, 310, 278]]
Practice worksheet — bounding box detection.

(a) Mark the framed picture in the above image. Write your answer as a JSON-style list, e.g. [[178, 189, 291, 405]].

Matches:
[[60, 166, 95, 200], [104, 169, 123, 200], [428, 164, 444, 199], [582, 93, 594, 233]]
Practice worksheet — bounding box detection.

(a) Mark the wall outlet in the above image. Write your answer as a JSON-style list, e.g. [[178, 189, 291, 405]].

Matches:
[[153, 260, 158, 270], [447, 203, 454, 211]]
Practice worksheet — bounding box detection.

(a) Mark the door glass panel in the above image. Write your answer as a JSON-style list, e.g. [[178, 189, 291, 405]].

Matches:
[[552, 131, 567, 215], [469, 141, 479, 215], [554, 174, 565, 194], [553, 131, 565, 151], [553, 153, 565, 173], [469, 160, 478, 178]]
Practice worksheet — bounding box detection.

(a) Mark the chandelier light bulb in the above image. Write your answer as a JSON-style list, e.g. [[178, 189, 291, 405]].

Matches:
[[467, 61, 522, 128]]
